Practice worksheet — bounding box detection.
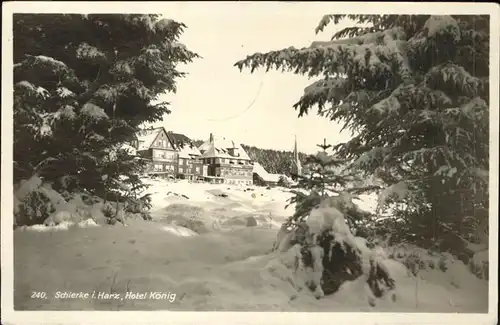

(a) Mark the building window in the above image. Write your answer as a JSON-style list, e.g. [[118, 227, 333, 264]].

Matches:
[[154, 164, 163, 172], [155, 151, 161, 158], [155, 151, 173, 161]]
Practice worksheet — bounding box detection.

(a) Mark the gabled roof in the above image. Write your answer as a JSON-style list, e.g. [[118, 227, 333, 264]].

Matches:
[[166, 132, 201, 158], [136, 127, 164, 150], [167, 132, 192, 148], [136, 127, 179, 151], [198, 134, 251, 160]]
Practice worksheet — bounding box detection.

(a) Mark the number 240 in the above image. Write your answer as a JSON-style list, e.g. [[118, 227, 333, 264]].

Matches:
[[31, 292, 47, 299]]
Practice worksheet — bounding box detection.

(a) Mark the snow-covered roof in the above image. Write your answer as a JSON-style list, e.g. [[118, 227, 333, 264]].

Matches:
[[253, 162, 285, 183], [198, 135, 251, 160], [167, 131, 201, 158], [263, 174, 282, 183], [136, 128, 163, 150], [167, 132, 192, 148], [177, 144, 201, 159]]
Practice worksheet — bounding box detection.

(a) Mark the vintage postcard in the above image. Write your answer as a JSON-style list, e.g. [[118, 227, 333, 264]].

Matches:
[[1, 2, 498, 325]]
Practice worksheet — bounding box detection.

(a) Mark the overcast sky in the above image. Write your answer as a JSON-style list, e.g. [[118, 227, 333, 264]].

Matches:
[[148, 3, 355, 154]]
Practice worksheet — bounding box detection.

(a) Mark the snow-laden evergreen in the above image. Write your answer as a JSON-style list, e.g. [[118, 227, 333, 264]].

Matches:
[[236, 15, 489, 271], [13, 14, 199, 226]]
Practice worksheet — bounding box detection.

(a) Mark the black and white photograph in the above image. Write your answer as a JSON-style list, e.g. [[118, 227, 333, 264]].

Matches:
[[1, 2, 498, 325]]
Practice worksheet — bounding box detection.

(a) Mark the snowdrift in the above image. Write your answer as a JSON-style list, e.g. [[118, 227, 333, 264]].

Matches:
[[14, 219, 488, 312], [13, 178, 488, 312]]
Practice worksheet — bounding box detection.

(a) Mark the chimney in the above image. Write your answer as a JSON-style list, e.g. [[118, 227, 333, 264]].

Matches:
[[209, 133, 214, 142]]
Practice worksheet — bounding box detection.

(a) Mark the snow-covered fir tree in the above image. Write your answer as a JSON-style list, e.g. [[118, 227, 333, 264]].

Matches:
[[287, 139, 377, 234], [271, 138, 392, 301], [236, 15, 489, 260], [13, 14, 199, 225]]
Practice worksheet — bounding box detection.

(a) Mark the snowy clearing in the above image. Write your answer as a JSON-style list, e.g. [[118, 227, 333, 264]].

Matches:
[[14, 178, 488, 312]]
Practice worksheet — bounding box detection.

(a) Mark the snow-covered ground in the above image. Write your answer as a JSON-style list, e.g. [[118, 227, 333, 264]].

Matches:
[[13, 178, 488, 312]]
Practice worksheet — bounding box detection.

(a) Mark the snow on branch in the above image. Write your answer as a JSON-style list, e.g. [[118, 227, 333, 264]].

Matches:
[[110, 60, 135, 77], [24, 55, 69, 72], [56, 105, 77, 120], [81, 102, 109, 121], [235, 26, 407, 82], [311, 26, 406, 48], [125, 14, 157, 31], [315, 15, 337, 34], [154, 18, 187, 40], [425, 63, 483, 98], [314, 15, 392, 36], [94, 86, 118, 103], [15, 55, 78, 82], [352, 147, 391, 170], [458, 97, 488, 120], [293, 77, 348, 115], [14, 81, 51, 102], [401, 146, 457, 171], [56, 87, 76, 99], [424, 15, 460, 41], [377, 181, 410, 210], [370, 92, 401, 115], [15, 80, 36, 93], [76, 43, 108, 62]]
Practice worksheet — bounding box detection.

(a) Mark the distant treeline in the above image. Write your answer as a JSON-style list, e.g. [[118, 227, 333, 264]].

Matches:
[[191, 140, 306, 176]]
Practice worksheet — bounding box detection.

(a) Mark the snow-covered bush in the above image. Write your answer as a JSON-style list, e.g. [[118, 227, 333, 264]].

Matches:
[[274, 196, 397, 302], [14, 176, 64, 227], [16, 190, 56, 226], [387, 244, 451, 276], [13, 175, 150, 228], [124, 192, 153, 221], [469, 249, 488, 280]]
